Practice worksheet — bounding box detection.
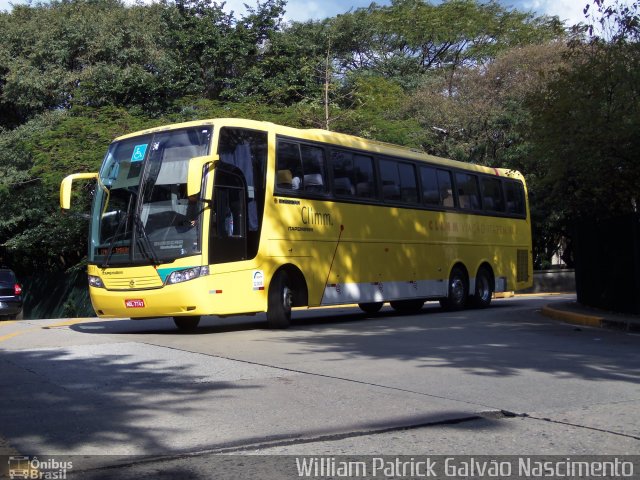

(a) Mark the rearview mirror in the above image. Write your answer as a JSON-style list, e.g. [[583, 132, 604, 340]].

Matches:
[[187, 155, 216, 197], [60, 172, 99, 210]]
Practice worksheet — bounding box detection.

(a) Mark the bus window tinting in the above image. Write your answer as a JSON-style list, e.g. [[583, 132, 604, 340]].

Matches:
[[301, 145, 327, 194], [276, 142, 302, 191], [276, 141, 327, 194], [380, 159, 418, 204], [331, 151, 376, 199], [455, 173, 481, 210], [421, 166, 455, 208], [505, 181, 526, 215], [421, 166, 439, 206], [480, 177, 505, 212], [437, 170, 455, 207]]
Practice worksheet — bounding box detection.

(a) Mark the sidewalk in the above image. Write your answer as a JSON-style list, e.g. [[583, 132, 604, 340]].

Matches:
[[541, 300, 640, 332]]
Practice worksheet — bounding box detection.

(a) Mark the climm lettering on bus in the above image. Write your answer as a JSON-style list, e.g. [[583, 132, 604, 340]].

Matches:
[[301, 206, 333, 226]]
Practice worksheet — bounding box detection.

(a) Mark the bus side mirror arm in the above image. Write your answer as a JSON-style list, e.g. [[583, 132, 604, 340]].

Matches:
[[60, 172, 99, 210], [187, 155, 218, 198]]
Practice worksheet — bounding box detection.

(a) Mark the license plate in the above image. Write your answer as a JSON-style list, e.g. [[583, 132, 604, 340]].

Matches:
[[0, 302, 5, 308], [125, 299, 145, 308]]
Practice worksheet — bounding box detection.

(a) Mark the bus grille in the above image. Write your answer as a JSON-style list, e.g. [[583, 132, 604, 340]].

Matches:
[[517, 250, 529, 282], [103, 275, 163, 290]]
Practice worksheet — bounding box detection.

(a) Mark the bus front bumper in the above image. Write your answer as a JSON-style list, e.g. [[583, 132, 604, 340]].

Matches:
[[90, 276, 216, 318]]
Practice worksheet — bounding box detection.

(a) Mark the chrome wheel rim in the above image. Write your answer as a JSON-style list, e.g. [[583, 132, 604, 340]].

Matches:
[[478, 275, 490, 302], [282, 286, 293, 311], [451, 277, 465, 304]]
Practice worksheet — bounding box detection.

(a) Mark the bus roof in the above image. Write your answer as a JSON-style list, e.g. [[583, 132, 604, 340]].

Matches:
[[114, 118, 524, 181]]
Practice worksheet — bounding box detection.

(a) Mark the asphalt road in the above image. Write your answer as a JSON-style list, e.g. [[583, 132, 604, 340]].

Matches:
[[1, 294, 638, 479]]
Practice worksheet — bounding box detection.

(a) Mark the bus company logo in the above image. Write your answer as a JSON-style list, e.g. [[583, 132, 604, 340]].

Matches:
[[301, 206, 333, 226], [8, 456, 73, 479]]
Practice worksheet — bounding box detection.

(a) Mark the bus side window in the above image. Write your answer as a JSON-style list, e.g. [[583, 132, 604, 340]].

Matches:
[[420, 166, 440, 206], [276, 142, 303, 191], [331, 150, 355, 196], [455, 173, 481, 210], [437, 169, 455, 207], [398, 162, 418, 204], [505, 181, 526, 216], [480, 177, 506, 213], [380, 160, 401, 202], [353, 154, 376, 199], [380, 159, 418, 204], [301, 145, 327, 194]]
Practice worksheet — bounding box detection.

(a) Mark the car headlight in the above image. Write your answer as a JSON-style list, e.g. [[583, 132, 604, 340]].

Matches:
[[88, 275, 105, 288], [166, 266, 209, 285]]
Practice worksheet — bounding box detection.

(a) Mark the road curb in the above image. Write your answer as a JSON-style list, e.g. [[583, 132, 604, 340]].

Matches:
[[541, 305, 604, 328], [541, 305, 640, 332]]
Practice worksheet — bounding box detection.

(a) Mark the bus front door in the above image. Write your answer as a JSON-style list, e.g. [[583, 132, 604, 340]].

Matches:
[[210, 169, 247, 264]]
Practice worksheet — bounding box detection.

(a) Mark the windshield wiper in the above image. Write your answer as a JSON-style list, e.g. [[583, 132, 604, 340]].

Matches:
[[134, 214, 160, 265], [101, 193, 134, 269]]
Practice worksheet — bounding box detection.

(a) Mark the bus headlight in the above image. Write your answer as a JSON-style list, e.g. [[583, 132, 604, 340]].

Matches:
[[166, 266, 209, 285], [88, 275, 105, 288]]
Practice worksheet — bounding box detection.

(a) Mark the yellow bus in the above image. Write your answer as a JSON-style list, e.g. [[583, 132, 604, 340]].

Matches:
[[60, 118, 533, 330]]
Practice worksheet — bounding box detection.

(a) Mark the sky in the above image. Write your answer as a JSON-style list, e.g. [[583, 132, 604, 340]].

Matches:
[[0, 0, 601, 27]]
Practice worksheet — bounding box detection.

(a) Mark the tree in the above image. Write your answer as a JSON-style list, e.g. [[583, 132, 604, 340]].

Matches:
[[527, 1, 640, 222], [327, 0, 564, 85]]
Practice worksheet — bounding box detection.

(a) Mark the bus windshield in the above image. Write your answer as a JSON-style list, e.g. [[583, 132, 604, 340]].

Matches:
[[89, 126, 212, 265]]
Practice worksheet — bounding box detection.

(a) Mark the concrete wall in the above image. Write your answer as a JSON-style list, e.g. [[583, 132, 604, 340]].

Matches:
[[521, 269, 576, 294]]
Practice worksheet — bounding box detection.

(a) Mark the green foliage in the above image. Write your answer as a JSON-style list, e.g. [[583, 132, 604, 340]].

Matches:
[[327, 0, 564, 82], [0, 0, 169, 122], [526, 40, 640, 220], [405, 43, 568, 164]]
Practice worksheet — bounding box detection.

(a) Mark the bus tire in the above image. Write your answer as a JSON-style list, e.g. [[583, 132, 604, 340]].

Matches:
[[358, 302, 384, 314], [267, 271, 292, 329], [173, 316, 201, 331], [439, 266, 468, 311], [470, 267, 493, 308], [390, 299, 425, 314]]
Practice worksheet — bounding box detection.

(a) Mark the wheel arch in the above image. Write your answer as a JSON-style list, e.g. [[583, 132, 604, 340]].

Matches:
[[476, 261, 495, 290], [271, 263, 308, 307], [447, 261, 470, 285]]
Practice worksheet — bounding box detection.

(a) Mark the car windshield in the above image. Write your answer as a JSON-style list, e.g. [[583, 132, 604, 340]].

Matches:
[[89, 126, 212, 265], [0, 270, 15, 284]]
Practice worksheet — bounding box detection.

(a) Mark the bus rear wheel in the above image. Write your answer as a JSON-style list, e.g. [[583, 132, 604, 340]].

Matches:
[[390, 299, 425, 314], [173, 316, 201, 331], [470, 267, 493, 308], [439, 266, 468, 311], [267, 271, 292, 329], [358, 302, 384, 314]]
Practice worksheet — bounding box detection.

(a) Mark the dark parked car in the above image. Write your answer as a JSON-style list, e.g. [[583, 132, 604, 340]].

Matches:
[[0, 268, 23, 320]]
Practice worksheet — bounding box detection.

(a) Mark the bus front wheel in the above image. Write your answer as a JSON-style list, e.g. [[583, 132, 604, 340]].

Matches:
[[173, 316, 201, 331], [267, 271, 292, 329], [439, 266, 468, 311], [358, 302, 384, 314]]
